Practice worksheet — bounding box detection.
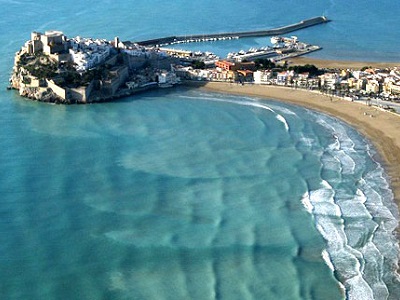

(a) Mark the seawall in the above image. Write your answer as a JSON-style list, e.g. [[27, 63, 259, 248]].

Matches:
[[136, 16, 329, 46]]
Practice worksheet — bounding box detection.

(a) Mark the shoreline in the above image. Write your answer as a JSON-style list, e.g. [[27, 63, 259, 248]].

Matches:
[[187, 81, 400, 212], [186, 79, 400, 295]]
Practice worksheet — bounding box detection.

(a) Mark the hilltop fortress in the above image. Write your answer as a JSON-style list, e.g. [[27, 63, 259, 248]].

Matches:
[[10, 31, 179, 103]]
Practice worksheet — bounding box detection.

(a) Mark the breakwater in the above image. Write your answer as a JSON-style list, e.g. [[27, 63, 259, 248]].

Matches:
[[136, 16, 329, 46]]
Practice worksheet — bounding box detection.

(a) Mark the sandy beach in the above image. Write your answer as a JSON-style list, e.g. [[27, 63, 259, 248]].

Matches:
[[187, 81, 400, 209], [287, 57, 400, 69]]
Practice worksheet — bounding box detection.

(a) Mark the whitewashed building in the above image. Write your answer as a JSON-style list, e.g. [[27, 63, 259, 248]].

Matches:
[[254, 70, 273, 84]]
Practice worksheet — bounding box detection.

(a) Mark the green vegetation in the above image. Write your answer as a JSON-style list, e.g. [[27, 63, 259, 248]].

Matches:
[[18, 53, 58, 79], [17, 52, 115, 88], [23, 62, 57, 80], [254, 58, 276, 70], [288, 64, 322, 76], [361, 66, 372, 71], [82, 66, 112, 83], [253, 59, 322, 77], [191, 60, 206, 69], [58, 65, 112, 87], [21, 77, 31, 84], [62, 71, 81, 87]]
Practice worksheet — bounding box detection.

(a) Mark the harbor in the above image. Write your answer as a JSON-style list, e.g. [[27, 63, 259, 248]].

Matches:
[[158, 35, 322, 64], [136, 16, 329, 46], [132, 17, 328, 65], [226, 36, 321, 62]]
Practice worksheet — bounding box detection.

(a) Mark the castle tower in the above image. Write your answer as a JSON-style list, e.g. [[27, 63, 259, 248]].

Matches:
[[31, 31, 41, 41], [114, 36, 120, 49], [31, 31, 43, 53]]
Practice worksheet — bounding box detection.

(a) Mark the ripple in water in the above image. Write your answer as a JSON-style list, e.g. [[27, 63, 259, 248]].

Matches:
[[96, 92, 399, 299], [1, 90, 399, 299]]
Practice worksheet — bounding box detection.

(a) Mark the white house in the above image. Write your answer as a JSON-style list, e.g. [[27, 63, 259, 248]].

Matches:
[[254, 70, 273, 84]]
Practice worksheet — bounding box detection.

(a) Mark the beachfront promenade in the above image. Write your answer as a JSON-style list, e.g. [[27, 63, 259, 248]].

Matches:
[[136, 16, 329, 46]]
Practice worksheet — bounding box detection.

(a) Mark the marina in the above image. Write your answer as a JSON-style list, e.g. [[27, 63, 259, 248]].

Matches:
[[158, 35, 322, 64], [226, 36, 321, 62]]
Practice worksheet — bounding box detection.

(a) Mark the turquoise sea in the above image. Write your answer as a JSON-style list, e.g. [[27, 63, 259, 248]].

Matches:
[[1, 1, 400, 299]]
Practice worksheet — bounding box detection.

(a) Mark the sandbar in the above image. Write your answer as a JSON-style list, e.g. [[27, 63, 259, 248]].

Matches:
[[187, 81, 400, 209]]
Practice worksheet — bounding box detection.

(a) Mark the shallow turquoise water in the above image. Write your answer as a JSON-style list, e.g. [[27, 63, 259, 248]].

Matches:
[[1, 88, 399, 299]]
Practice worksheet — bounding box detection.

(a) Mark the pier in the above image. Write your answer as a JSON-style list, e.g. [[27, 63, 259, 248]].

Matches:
[[136, 16, 329, 46]]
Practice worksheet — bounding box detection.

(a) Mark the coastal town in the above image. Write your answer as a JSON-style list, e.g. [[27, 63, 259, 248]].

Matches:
[[9, 30, 400, 112]]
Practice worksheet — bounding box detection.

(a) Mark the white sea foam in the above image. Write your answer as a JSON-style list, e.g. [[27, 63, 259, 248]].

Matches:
[[303, 113, 399, 299], [268, 105, 298, 116], [301, 192, 313, 214], [276, 114, 289, 132], [338, 200, 372, 219], [314, 217, 345, 249], [335, 150, 356, 175], [317, 117, 356, 152], [346, 275, 375, 300], [322, 249, 335, 272], [184, 95, 290, 132], [321, 152, 341, 173], [356, 188, 367, 204], [329, 134, 341, 151], [361, 241, 389, 299], [321, 179, 332, 190], [320, 123, 361, 177], [298, 135, 314, 148], [234, 100, 290, 132]]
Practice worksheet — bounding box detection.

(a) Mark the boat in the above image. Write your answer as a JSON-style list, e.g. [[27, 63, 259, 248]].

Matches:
[[270, 36, 282, 44]]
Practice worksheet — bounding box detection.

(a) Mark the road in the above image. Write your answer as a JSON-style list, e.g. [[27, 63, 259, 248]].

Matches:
[[356, 97, 400, 113]]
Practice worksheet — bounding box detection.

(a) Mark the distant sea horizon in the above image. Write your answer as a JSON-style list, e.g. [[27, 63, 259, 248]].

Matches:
[[1, 1, 399, 299]]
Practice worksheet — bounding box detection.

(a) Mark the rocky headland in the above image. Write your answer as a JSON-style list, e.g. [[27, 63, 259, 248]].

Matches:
[[9, 31, 180, 104]]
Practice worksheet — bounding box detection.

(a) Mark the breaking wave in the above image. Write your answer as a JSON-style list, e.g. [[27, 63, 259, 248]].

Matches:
[[301, 112, 400, 300], [182, 94, 290, 132]]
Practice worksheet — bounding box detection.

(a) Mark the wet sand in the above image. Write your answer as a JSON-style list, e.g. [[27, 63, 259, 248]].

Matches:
[[187, 81, 400, 208]]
